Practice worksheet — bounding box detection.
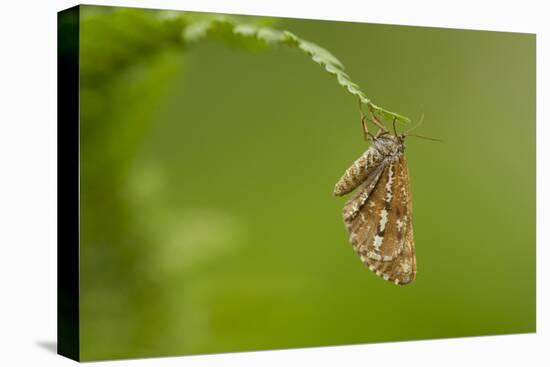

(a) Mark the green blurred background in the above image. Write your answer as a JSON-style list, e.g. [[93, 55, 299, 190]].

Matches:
[[77, 5, 535, 361]]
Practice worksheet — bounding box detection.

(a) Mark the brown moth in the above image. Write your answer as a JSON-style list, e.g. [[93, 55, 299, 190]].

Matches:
[[334, 131, 416, 285]]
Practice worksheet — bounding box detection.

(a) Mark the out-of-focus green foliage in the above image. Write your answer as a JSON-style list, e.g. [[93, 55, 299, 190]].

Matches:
[[79, 7, 293, 359]]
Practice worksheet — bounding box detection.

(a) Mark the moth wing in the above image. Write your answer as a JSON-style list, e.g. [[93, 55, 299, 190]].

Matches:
[[334, 145, 383, 196], [342, 163, 386, 223], [345, 155, 416, 285], [365, 216, 416, 285], [344, 163, 390, 260]]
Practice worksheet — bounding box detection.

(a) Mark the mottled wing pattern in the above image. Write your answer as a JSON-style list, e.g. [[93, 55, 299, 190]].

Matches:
[[341, 164, 385, 223], [334, 146, 383, 196], [344, 155, 416, 285]]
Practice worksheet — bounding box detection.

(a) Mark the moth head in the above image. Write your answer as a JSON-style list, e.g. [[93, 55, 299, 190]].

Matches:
[[373, 132, 405, 156]]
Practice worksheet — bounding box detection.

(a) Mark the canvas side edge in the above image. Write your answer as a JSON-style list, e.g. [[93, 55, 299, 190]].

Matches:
[[57, 5, 81, 362]]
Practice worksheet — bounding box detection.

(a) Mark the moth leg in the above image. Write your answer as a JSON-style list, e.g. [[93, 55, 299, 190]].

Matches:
[[358, 98, 374, 141], [368, 107, 388, 133], [361, 115, 372, 141]]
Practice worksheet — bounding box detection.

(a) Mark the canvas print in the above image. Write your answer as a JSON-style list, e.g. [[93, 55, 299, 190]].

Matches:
[[58, 4, 536, 362]]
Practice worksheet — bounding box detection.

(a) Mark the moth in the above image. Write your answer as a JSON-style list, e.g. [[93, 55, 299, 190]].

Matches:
[[334, 124, 416, 285]]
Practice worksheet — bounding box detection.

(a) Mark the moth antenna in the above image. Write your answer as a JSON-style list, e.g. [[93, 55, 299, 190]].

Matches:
[[406, 133, 443, 142], [405, 113, 425, 134], [392, 117, 398, 136]]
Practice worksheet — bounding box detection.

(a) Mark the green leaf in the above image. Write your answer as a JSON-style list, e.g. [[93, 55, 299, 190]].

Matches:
[[81, 8, 410, 124], [180, 16, 409, 123]]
